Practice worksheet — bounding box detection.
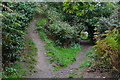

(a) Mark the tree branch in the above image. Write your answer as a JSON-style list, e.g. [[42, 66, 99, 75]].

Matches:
[[0, 3, 14, 13]]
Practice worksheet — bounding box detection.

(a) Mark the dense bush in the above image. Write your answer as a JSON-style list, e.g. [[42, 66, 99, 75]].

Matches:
[[48, 21, 78, 46], [2, 12, 26, 64], [63, 2, 97, 16], [40, 2, 119, 46], [93, 7, 120, 73], [38, 3, 73, 46], [94, 28, 120, 72], [40, 3, 87, 46], [46, 7, 64, 23], [36, 18, 81, 67], [7, 2, 36, 21], [94, 10, 120, 38], [2, 2, 36, 66], [63, 2, 117, 43]]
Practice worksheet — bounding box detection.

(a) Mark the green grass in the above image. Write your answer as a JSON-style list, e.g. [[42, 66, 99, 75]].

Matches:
[[52, 65, 61, 71], [46, 42, 81, 67], [36, 18, 47, 27], [78, 31, 88, 40], [68, 72, 77, 78], [78, 74, 84, 78], [24, 39, 37, 64], [36, 18, 81, 67], [29, 65, 35, 71], [79, 48, 96, 68], [2, 63, 26, 78], [37, 8, 45, 13], [66, 49, 95, 78]]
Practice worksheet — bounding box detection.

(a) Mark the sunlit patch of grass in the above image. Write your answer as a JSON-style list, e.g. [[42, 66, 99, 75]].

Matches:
[[79, 48, 96, 68], [37, 18, 82, 67], [52, 65, 61, 71], [36, 18, 47, 27], [78, 31, 88, 40], [68, 72, 77, 78], [67, 49, 95, 78], [46, 42, 81, 67]]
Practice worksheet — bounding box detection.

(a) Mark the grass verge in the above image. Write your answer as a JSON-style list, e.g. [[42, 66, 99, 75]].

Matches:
[[36, 18, 81, 68], [79, 48, 96, 69], [67, 48, 96, 78]]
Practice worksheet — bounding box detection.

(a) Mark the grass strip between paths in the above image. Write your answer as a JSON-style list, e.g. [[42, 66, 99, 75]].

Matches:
[[36, 18, 82, 69]]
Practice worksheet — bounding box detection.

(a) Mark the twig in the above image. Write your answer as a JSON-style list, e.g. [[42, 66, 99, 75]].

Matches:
[[0, 3, 14, 13]]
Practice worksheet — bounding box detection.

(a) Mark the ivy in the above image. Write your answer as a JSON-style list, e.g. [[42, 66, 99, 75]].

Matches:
[[2, 2, 37, 66]]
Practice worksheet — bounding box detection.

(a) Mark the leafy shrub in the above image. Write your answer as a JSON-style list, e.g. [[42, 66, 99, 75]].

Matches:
[[63, 2, 97, 16], [37, 18, 81, 67], [93, 8, 120, 73], [2, 12, 26, 65], [3, 63, 22, 78], [42, 3, 95, 45], [94, 8, 120, 38], [63, 2, 117, 43], [9, 2, 37, 21], [46, 7, 64, 23], [94, 28, 120, 72], [95, 17, 119, 38], [2, 2, 36, 66], [47, 21, 78, 46]]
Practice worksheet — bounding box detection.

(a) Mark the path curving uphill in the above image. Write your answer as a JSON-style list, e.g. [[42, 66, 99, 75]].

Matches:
[[26, 14, 92, 78]]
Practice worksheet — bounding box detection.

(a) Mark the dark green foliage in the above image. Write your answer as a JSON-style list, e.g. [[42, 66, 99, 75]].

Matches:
[[2, 2, 36, 66], [2, 12, 26, 65], [2, 63, 23, 78], [39, 2, 118, 45], [95, 8, 120, 38], [45, 7, 64, 23], [40, 3, 77, 46], [2, 34, 37, 78], [6, 2, 37, 21], [63, 2, 117, 43], [48, 22, 78, 46]]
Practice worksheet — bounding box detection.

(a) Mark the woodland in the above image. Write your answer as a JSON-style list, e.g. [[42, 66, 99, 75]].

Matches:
[[1, 1, 120, 78]]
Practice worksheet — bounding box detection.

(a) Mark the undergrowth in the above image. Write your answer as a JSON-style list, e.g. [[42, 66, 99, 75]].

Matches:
[[36, 18, 81, 68], [79, 48, 96, 69], [67, 48, 96, 78], [2, 34, 37, 78]]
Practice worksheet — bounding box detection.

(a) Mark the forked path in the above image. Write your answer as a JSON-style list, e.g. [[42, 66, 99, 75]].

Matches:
[[26, 14, 92, 78]]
